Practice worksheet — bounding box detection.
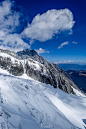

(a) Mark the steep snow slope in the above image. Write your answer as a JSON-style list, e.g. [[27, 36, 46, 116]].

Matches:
[[0, 69, 86, 129]]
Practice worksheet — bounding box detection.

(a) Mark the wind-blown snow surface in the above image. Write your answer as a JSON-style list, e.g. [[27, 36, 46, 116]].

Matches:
[[0, 70, 86, 129]]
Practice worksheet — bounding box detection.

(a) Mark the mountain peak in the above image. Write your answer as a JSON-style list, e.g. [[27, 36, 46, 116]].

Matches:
[[17, 49, 38, 57]]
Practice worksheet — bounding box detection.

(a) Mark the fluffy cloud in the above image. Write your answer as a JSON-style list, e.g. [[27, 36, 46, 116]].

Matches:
[[53, 60, 86, 64], [0, 1, 75, 51], [0, 0, 19, 32], [0, 34, 30, 52], [57, 41, 69, 49], [0, 0, 30, 51], [35, 48, 49, 54], [72, 41, 77, 44], [22, 9, 75, 42], [53, 60, 73, 64]]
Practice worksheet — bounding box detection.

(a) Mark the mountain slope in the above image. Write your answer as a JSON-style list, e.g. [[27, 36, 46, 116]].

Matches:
[[0, 49, 85, 95], [17, 49, 85, 95], [0, 69, 86, 129], [0, 49, 86, 129]]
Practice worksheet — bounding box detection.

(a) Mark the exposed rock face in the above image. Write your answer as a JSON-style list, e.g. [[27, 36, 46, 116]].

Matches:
[[0, 49, 20, 59], [26, 58, 58, 88], [0, 53, 24, 76], [26, 65, 52, 85], [0, 49, 84, 95], [17, 49, 38, 59], [53, 63, 71, 79]]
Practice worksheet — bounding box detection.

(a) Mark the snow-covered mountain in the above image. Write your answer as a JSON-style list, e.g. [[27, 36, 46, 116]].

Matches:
[[0, 49, 86, 129], [17, 49, 85, 95], [0, 49, 83, 94]]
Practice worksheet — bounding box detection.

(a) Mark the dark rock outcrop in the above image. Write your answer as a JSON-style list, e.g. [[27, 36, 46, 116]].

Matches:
[[0, 49, 20, 59], [17, 49, 38, 59], [0, 55, 24, 76]]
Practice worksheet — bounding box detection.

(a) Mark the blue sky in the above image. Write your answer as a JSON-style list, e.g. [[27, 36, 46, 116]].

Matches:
[[0, 0, 86, 64]]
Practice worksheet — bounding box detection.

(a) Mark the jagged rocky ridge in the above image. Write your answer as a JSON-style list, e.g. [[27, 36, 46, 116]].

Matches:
[[0, 49, 84, 95]]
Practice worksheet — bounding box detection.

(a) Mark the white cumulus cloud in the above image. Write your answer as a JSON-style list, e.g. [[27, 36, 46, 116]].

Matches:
[[72, 41, 77, 44], [35, 48, 49, 54], [22, 9, 75, 42], [0, 1, 75, 51], [0, 34, 30, 52], [53, 60, 74, 64], [57, 41, 69, 49], [53, 60, 86, 65], [0, 0, 20, 33], [0, 0, 30, 51]]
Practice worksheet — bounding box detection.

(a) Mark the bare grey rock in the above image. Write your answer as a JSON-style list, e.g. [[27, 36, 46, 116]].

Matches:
[[0, 55, 24, 76]]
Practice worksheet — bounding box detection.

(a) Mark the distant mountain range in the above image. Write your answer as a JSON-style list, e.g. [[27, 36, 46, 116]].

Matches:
[[58, 63, 86, 93], [58, 63, 86, 71], [67, 70, 86, 93]]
